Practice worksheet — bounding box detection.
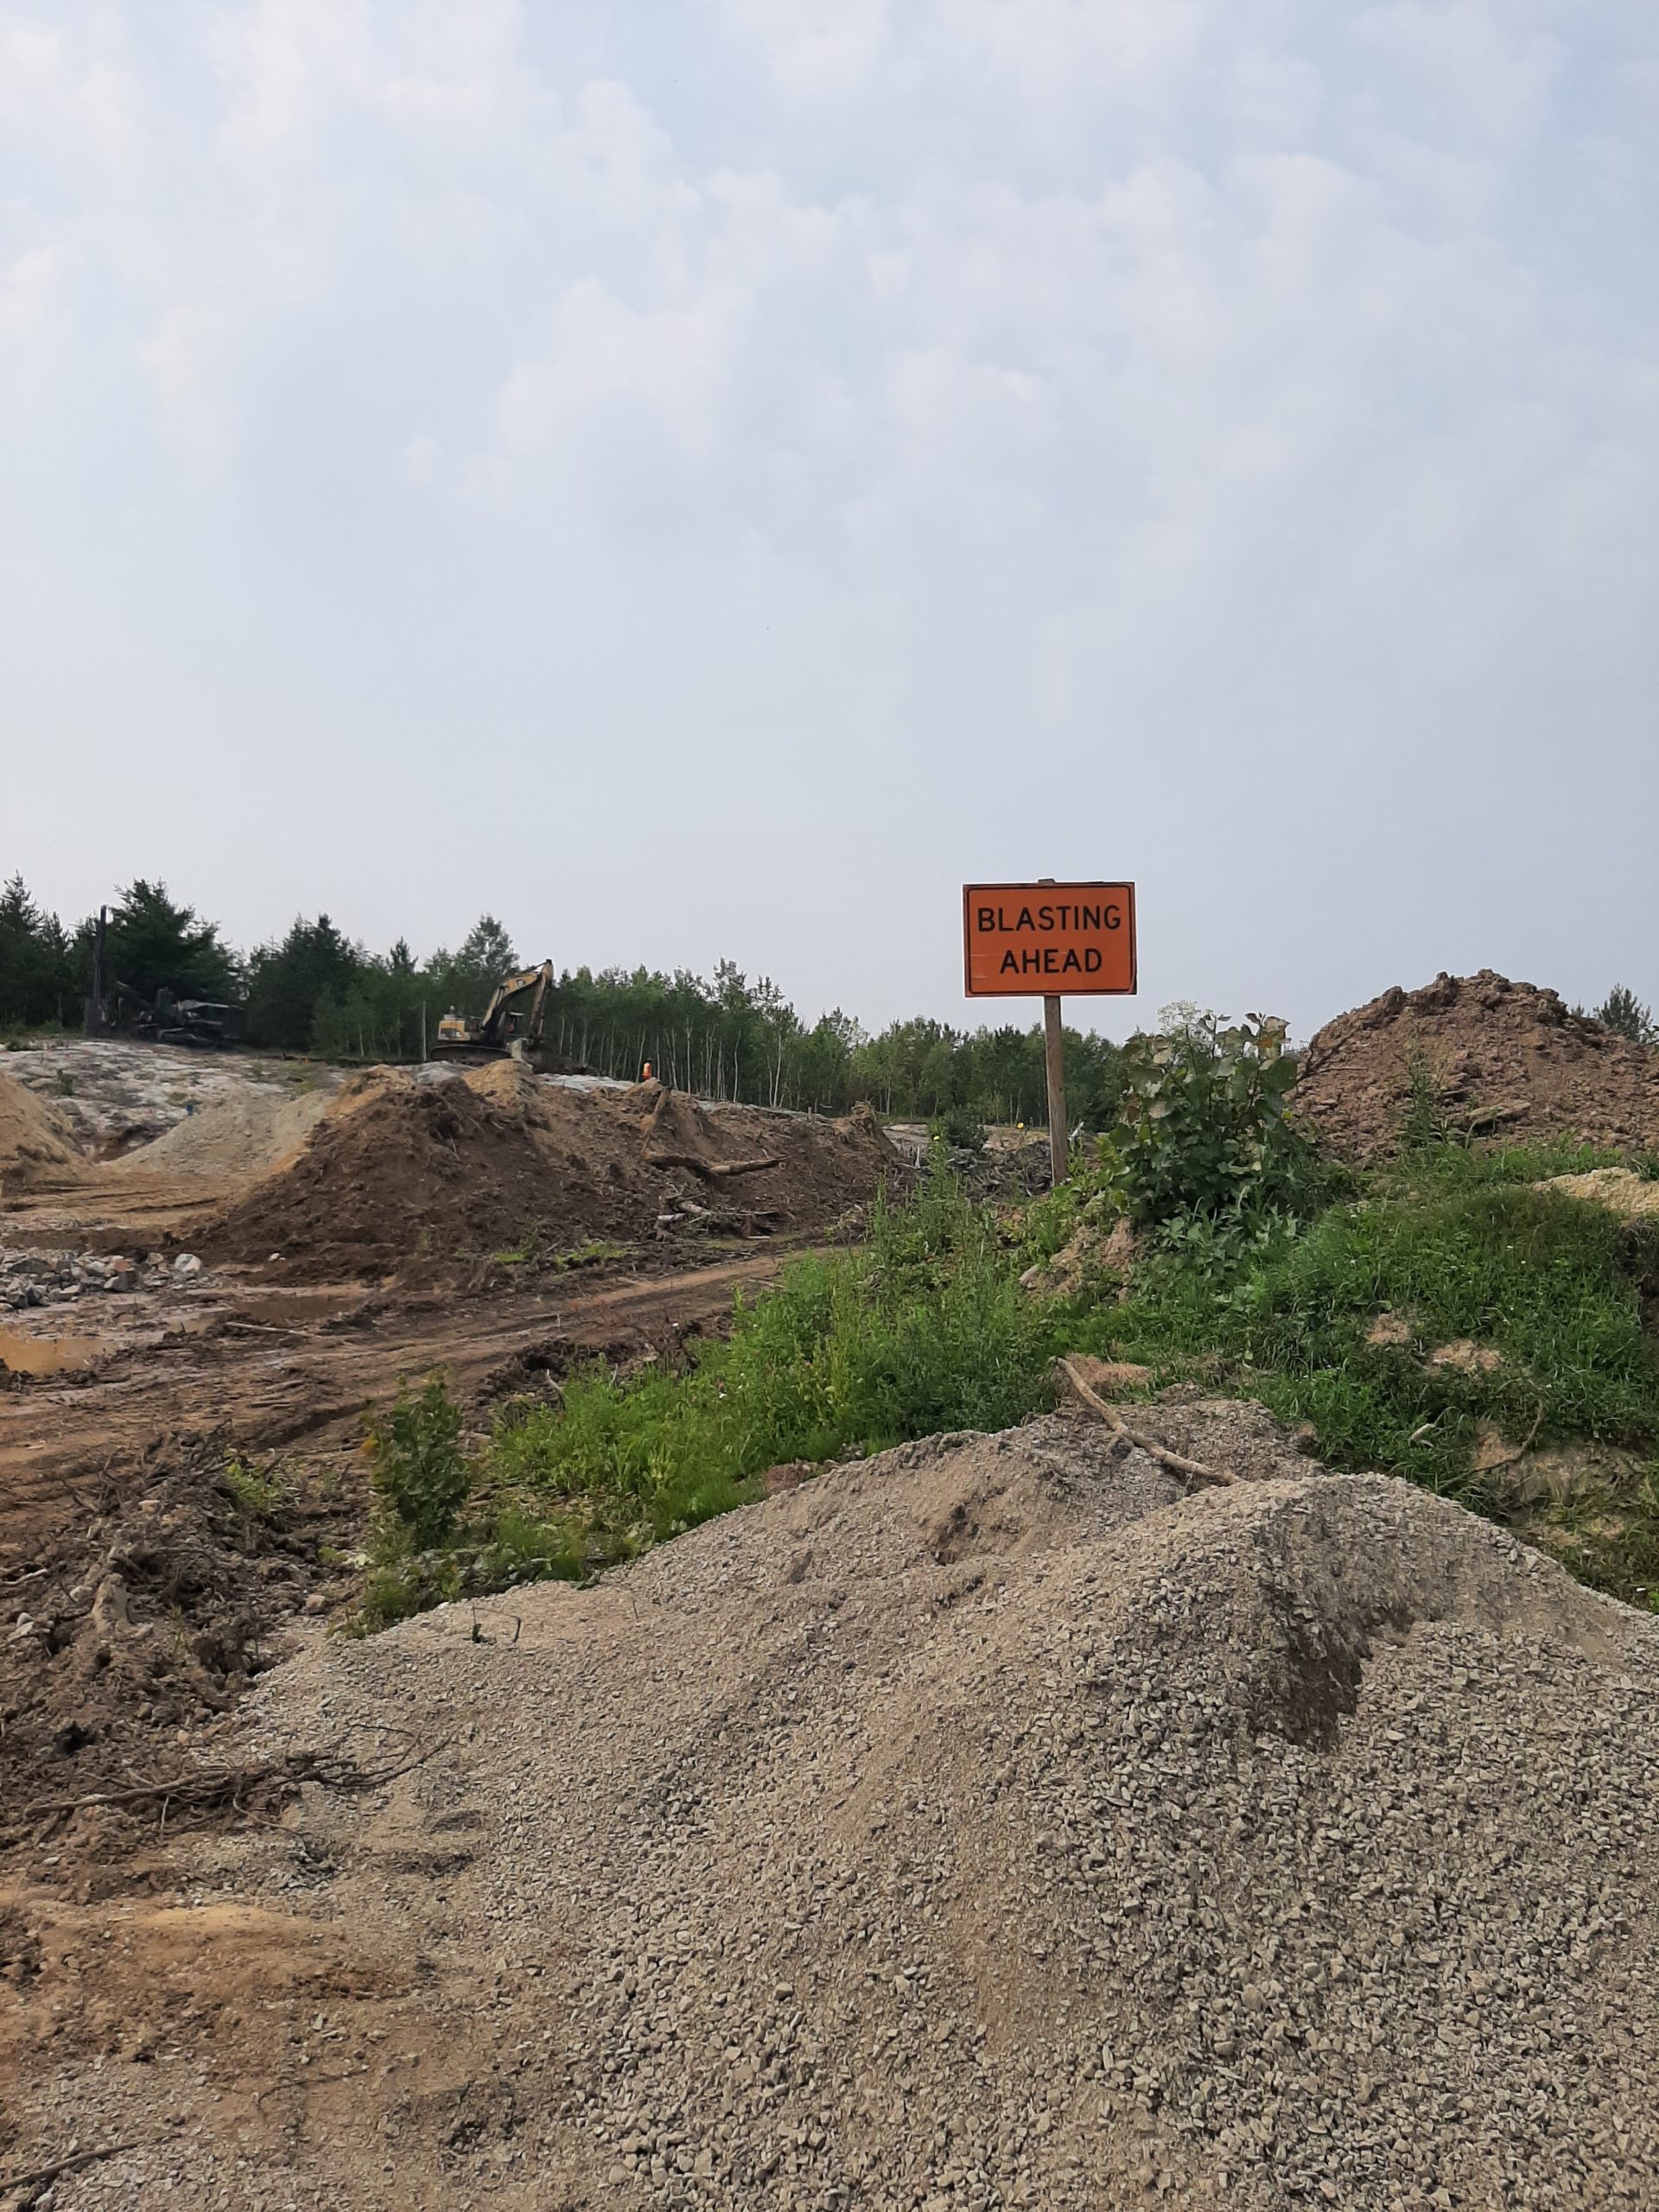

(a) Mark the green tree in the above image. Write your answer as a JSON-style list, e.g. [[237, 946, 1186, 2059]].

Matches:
[[1597, 986, 1657, 1046], [99, 879, 240, 1002], [428, 915, 518, 1020], [245, 914, 361, 1050], [0, 875, 79, 1028]]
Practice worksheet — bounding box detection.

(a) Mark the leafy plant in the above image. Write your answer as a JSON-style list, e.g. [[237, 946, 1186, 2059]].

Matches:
[[221, 1455, 286, 1519], [937, 1104, 988, 1151], [365, 1374, 472, 1547], [1101, 1012, 1321, 1224]]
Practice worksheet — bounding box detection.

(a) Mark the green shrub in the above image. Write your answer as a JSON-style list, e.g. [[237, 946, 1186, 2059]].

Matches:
[[221, 1455, 286, 1519], [937, 1104, 988, 1151], [1101, 1013, 1325, 1224], [366, 1375, 472, 1547]]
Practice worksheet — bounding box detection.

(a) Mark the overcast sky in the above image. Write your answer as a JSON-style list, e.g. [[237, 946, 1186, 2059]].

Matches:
[[4, 1, 1656, 1040]]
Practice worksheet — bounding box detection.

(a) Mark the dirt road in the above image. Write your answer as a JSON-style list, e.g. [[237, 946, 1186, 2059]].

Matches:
[[1, 1249, 794, 1563]]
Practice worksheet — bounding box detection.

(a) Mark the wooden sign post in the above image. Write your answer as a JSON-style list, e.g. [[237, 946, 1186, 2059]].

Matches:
[[962, 879, 1137, 1186]]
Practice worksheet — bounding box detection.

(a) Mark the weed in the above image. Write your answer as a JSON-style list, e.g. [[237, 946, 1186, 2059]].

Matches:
[[221, 1455, 286, 1519], [365, 1375, 471, 1547], [491, 1225, 544, 1266], [1399, 1052, 1461, 1153], [552, 1239, 629, 1272], [490, 1230, 626, 1272], [54, 1069, 74, 1097], [1103, 1013, 1329, 1224]]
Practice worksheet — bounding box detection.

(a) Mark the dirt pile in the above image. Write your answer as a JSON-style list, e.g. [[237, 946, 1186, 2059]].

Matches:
[[202, 1068, 902, 1281], [13, 1408, 1654, 2207], [1296, 969, 1659, 1162], [113, 1084, 332, 1181], [0, 1449, 359, 1859], [0, 1071, 84, 1194]]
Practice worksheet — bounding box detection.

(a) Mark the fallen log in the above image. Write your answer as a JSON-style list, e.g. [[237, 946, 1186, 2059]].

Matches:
[[645, 1147, 779, 1181]]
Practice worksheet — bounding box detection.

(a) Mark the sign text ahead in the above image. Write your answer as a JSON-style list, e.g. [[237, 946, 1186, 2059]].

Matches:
[[963, 881, 1137, 998]]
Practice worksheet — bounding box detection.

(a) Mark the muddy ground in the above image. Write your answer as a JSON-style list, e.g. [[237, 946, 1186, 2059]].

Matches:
[[0, 1044, 892, 1910]]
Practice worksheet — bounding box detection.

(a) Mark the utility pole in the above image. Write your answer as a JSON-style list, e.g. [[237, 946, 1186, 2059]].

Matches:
[[85, 906, 107, 1037], [1043, 989, 1067, 1189], [1039, 880, 1066, 1186]]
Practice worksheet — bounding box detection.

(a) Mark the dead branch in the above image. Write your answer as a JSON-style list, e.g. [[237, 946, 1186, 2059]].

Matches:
[[1478, 1398, 1548, 1473], [1, 2140, 143, 2191], [4, 1735, 449, 1834], [1055, 1357, 1236, 1489]]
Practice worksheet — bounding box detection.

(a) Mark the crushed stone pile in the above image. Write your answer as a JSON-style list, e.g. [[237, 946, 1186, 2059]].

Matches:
[[111, 1083, 333, 1180], [32, 1407, 1651, 2209], [1295, 969, 1659, 1162], [201, 1065, 902, 1280], [0, 1070, 84, 1194]]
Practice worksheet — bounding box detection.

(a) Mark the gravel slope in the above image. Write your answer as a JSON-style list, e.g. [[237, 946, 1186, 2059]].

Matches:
[[10, 1408, 1657, 2211]]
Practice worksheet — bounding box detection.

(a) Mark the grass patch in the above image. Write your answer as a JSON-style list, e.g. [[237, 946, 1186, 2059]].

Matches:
[[1521, 1462, 1659, 1612], [1069, 1156, 1659, 1510], [351, 1130, 1659, 1633], [493, 1160, 1051, 1529], [489, 1229, 631, 1270], [354, 1156, 1052, 1628]]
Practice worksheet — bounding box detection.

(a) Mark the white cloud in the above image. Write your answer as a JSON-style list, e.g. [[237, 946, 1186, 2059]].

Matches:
[[3, 0, 1656, 1024], [1353, 3, 1564, 148], [0, 244, 59, 340], [494, 277, 744, 462], [717, 0, 892, 96]]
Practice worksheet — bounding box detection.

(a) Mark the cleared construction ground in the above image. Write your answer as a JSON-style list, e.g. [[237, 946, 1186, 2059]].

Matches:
[[3, 977, 1658, 2209]]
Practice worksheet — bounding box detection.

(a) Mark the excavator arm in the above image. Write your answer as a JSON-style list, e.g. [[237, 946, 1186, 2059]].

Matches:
[[476, 962, 555, 1050], [433, 961, 556, 1059]]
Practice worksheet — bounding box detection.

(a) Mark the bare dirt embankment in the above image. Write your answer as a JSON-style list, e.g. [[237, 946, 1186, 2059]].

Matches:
[[4, 1410, 1656, 2209], [1296, 969, 1659, 1162]]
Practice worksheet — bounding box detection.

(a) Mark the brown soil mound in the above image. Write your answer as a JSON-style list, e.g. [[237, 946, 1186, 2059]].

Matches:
[[0, 1070, 84, 1193], [202, 1069, 901, 1281], [1296, 969, 1659, 1161], [20, 1411, 1655, 2207]]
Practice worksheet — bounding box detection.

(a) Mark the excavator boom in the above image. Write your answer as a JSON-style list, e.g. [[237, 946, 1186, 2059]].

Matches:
[[432, 960, 555, 1061]]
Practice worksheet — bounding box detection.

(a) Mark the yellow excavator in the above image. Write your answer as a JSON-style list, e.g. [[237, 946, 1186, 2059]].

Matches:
[[433, 961, 555, 1064]]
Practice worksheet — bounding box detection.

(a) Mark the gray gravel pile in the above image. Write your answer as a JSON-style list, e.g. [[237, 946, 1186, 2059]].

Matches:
[[18, 1408, 1659, 2210]]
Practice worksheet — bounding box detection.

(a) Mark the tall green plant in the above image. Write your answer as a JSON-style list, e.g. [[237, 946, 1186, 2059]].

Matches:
[[366, 1375, 472, 1547], [1103, 1012, 1314, 1224]]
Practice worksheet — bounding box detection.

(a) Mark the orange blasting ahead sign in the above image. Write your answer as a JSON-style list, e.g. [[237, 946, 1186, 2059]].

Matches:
[[963, 881, 1136, 998]]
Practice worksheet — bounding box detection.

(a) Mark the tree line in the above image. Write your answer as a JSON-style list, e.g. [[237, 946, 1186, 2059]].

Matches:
[[0, 874, 1127, 1127], [8, 873, 1656, 1123]]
